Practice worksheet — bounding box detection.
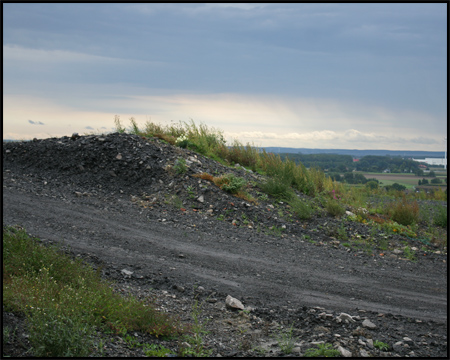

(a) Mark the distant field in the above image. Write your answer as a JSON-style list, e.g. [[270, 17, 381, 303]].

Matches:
[[362, 173, 447, 190]]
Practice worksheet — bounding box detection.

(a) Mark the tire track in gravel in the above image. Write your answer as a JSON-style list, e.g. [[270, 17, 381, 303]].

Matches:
[[3, 187, 447, 323]]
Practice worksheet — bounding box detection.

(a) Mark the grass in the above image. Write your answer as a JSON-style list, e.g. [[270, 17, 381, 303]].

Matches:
[[303, 343, 341, 357], [275, 324, 297, 354], [3, 225, 188, 357], [373, 340, 390, 351]]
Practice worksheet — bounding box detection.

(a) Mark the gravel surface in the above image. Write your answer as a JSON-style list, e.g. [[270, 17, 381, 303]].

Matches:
[[2, 133, 447, 357]]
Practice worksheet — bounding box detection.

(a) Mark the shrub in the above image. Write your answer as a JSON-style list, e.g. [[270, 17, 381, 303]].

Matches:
[[225, 140, 259, 171], [325, 199, 346, 217], [366, 180, 379, 190], [385, 183, 406, 192], [303, 343, 340, 357], [214, 174, 246, 194], [434, 204, 447, 228], [289, 197, 313, 220], [258, 177, 294, 201], [174, 158, 187, 174], [390, 197, 419, 226]]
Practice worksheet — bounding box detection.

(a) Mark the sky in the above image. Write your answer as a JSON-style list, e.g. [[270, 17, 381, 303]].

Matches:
[[3, 3, 447, 151]]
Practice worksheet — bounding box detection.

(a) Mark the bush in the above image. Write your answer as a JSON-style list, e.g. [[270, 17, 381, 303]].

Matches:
[[390, 197, 419, 226], [366, 180, 379, 190], [289, 197, 313, 220], [258, 177, 294, 201], [173, 158, 187, 174], [325, 199, 346, 217], [214, 174, 246, 194], [434, 204, 447, 228], [386, 183, 406, 192]]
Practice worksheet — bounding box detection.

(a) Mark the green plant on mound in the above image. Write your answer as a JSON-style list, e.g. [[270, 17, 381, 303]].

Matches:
[[374, 340, 390, 351], [433, 203, 447, 228], [275, 324, 297, 354], [303, 343, 340, 357], [3, 225, 186, 357], [214, 173, 247, 194], [289, 196, 313, 220], [258, 177, 294, 201], [389, 197, 419, 226], [174, 157, 187, 174], [325, 199, 346, 217]]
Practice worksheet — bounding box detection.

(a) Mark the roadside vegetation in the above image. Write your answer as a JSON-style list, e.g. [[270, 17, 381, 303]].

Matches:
[[2, 225, 214, 357]]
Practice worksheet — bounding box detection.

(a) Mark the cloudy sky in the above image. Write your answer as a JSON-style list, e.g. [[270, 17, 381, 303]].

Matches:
[[3, 3, 447, 150]]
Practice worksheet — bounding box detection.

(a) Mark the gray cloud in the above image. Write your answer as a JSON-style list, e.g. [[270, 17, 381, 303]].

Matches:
[[28, 119, 45, 125], [84, 126, 94, 130]]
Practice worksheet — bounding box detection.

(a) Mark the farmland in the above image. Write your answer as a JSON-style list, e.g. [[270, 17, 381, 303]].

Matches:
[[362, 172, 447, 190]]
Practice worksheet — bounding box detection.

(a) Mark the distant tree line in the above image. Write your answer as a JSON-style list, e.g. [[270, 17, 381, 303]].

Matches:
[[279, 153, 353, 172], [280, 153, 424, 175]]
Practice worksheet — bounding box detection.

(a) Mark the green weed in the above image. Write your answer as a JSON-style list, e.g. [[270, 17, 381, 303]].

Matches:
[[434, 203, 447, 228], [390, 197, 419, 226], [275, 324, 297, 354], [374, 340, 390, 351], [303, 343, 340, 357], [178, 298, 213, 357], [325, 199, 346, 217], [143, 343, 175, 356], [174, 157, 188, 175]]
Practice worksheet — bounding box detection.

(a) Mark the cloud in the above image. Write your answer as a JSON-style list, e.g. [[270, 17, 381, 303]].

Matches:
[[225, 129, 439, 148], [28, 119, 45, 125], [84, 126, 94, 130]]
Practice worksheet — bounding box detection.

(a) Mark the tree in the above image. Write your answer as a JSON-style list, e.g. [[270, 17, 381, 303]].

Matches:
[[366, 180, 379, 190], [431, 178, 442, 184]]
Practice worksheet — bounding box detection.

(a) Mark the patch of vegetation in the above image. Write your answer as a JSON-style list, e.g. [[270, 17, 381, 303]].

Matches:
[[374, 340, 390, 351], [275, 324, 297, 354], [3, 225, 187, 357], [174, 157, 188, 174], [325, 199, 346, 217], [143, 343, 175, 357], [178, 297, 213, 357], [303, 343, 341, 357], [214, 173, 246, 194], [289, 196, 314, 220], [389, 197, 419, 226], [434, 203, 447, 228]]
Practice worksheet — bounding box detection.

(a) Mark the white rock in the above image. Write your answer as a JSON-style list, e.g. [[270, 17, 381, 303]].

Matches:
[[336, 312, 356, 323], [338, 346, 352, 357], [225, 295, 244, 310], [362, 319, 377, 329], [360, 349, 370, 357], [197, 195, 204, 203], [346, 211, 355, 217], [121, 269, 133, 276]]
